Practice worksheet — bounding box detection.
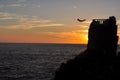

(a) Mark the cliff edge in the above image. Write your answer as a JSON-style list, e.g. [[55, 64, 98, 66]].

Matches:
[[53, 16, 120, 80]]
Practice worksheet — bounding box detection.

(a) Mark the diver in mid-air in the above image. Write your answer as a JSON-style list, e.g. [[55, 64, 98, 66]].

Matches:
[[77, 18, 86, 22]]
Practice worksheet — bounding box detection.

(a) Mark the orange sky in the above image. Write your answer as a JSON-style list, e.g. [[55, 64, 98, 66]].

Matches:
[[0, 15, 120, 44], [0, 18, 120, 44], [0, 0, 120, 44], [0, 23, 89, 44]]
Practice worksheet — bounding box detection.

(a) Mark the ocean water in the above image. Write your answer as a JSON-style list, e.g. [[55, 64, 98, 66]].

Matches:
[[0, 43, 87, 80]]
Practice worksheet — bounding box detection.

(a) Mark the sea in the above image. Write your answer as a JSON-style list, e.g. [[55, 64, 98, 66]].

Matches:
[[0, 43, 87, 80], [0, 43, 120, 80]]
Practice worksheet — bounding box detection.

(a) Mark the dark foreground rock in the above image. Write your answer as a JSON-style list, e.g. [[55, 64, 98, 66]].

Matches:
[[54, 50, 120, 80], [53, 16, 120, 80]]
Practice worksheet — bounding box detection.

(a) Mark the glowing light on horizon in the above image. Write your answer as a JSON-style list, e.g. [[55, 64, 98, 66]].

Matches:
[[85, 35, 88, 41]]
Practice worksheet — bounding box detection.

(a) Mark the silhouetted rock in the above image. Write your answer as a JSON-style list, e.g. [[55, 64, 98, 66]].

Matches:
[[53, 16, 120, 80], [87, 16, 118, 56]]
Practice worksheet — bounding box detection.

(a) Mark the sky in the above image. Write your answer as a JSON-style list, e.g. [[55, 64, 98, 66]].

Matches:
[[0, 0, 120, 44]]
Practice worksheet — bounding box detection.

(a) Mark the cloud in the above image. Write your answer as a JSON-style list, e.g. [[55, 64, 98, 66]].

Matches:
[[35, 29, 89, 43], [76, 25, 89, 29], [37, 5, 41, 8], [73, 30, 88, 34], [0, 2, 40, 8], [0, 12, 25, 21], [9, 4, 22, 7], [17, 0, 27, 3], [36, 29, 88, 41], [0, 5, 4, 8], [36, 24, 64, 27], [38, 32, 78, 40], [24, 4, 41, 8], [6, 23, 64, 30], [9, 4, 26, 7], [117, 20, 120, 34], [0, 12, 64, 29], [117, 20, 120, 26], [83, 21, 92, 24], [73, 6, 77, 9], [0, 12, 21, 20], [0, 17, 14, 20], [0, 12, 14, 17]]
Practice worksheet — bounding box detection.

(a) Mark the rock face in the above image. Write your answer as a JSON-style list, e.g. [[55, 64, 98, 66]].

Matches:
[[87, 16, 118, 56], [53, 16, 120, 80]]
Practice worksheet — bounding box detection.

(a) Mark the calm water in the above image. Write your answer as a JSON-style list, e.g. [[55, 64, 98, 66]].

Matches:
[[0, 43, 87, 80]]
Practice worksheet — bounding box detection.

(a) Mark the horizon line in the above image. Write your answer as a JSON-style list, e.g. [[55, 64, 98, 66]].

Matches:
[[0, 42, 87, 45]]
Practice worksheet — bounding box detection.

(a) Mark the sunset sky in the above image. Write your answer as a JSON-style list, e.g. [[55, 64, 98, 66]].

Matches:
[[0, 0, 120, 44]]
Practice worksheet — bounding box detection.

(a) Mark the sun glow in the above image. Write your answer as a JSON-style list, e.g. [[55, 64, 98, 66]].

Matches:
[[85, 35, 88, 41]]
